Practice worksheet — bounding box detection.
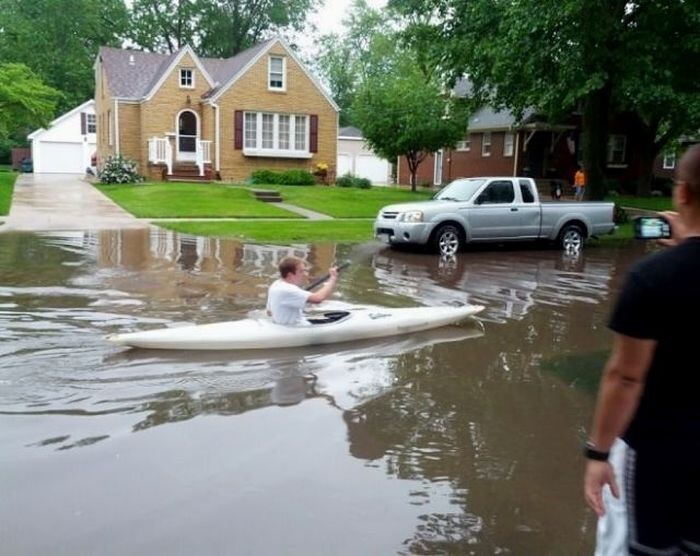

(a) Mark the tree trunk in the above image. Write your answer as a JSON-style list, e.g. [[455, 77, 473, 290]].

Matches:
[[634, 119, 662, 197], [582, 85, 611, 200], [406, 153, 418, 192]]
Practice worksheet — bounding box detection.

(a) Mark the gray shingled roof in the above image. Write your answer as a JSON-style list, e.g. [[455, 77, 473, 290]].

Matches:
[[338, 126, 363, 138], [99, 39, 274, 100]]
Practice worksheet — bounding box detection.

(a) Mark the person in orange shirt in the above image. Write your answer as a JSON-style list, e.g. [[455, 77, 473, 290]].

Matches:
[[574, 166, 586, 201]]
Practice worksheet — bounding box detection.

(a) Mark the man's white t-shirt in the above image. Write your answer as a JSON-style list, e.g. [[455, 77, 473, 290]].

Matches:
[[266, 279, 312, 325]]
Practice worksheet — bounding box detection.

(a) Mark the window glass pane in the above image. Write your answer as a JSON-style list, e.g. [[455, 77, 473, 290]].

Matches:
[[607, 135, 626, 164], [482, 132, 491, 156], [269, 57, 284, 88], [519, 180, 534, 203], [481, 180, 514, 204], [180, 69, 192, 87], [87, 114, 97, 133], [245, 113, 257, 148], [278, 115, 290, 150], [295, 116, 306, 150], [262, 114, 274, 149], [503, 133, 514, 156]]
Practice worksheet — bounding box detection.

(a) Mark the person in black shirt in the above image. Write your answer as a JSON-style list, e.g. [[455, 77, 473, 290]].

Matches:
[[583, 144, 700, 554]]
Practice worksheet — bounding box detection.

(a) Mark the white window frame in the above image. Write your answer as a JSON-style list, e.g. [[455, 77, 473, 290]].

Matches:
[[243, 111, 310, 158], [180, 68, 194, 89], [503, 132, 514, 157], [86, 113, 97, 134], [662, 152, 676, 170], [482, 132, 492, 157], [456, 138, 471, 151], [607, 134, 627, 167], [268, 56, 286, 92]]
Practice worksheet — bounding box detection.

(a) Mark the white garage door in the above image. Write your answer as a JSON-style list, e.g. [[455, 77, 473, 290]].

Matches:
[[356, 154, 389, 185], [38, 141, 84, 173], [337, 153, 352, 177]]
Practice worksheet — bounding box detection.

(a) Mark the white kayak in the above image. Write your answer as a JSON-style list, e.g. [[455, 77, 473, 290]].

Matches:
[[106, 304, 484, 350]]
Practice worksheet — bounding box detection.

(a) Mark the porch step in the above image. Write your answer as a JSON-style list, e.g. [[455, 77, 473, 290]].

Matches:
[[251, 188, 283, 202], [165, 162, 212, 183]]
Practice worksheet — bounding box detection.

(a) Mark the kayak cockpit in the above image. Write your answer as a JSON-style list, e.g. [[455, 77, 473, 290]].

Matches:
[[307, 310, 351, 325]]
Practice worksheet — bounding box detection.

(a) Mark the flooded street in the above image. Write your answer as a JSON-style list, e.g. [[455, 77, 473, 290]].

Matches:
[[0, 230, 649, 555]]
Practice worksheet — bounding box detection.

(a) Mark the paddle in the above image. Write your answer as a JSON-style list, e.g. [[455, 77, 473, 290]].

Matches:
[[304, 261, 350, 291]]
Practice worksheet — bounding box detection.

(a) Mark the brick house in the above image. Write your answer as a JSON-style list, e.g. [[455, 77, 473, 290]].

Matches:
[[398, 79, 690, 194], [95, 38, 339, 182]]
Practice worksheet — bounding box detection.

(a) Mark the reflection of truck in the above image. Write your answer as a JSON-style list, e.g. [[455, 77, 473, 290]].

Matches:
[[374, 177, 616, 255]]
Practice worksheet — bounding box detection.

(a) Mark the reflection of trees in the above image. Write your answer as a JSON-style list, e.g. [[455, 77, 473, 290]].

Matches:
[[341, 296, 603, 553], [0, 233, 84, 286]]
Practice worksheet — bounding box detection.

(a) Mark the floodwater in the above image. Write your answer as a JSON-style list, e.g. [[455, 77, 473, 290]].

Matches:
[[0, 229, 652, 555]]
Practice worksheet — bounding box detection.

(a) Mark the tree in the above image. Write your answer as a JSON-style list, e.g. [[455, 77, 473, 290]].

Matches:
[[0, 64, 61, 141], [392, 0, 700, 198], [127, 0, 320, 57], [353, 60, 467, 191], [0, 0, 128, 114]]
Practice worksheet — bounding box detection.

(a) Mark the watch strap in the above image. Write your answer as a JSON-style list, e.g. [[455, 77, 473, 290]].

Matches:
[[583, 441, 609, 461]]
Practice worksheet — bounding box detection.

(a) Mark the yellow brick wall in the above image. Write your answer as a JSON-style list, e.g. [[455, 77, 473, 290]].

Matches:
[[95, 64, 115, 167], [214, 43, 338, 182]]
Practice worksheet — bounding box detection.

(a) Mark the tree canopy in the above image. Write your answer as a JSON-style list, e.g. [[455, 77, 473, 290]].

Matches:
[[0, 64, 61, 141], [392, 0, 700, 197]]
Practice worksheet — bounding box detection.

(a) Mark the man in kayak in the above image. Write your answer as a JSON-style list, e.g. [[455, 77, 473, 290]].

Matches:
[[266, 257, 339, 325]]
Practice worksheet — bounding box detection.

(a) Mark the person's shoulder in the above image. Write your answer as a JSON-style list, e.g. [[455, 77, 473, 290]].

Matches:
[[630, 241, 699, 281]]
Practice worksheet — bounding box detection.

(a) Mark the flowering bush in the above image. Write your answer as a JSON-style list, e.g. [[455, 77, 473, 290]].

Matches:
[[314, 162, 329, 174], [98, 155, 143, 184]]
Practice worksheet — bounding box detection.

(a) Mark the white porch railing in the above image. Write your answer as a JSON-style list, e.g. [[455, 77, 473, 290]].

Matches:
[[196, 140, 212, 176], [148, 137, 172, 175]]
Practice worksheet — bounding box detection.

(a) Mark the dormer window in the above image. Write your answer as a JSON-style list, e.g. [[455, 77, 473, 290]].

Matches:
[[180, 68, 194, 88], [268, 56, 286, 91]]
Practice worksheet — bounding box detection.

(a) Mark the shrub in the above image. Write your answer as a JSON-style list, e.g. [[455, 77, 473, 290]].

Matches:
[[249, 168, 315, 185], [335, 173, 372, 188], [335, 173, 355, 187], [98, 155, 143, 184]]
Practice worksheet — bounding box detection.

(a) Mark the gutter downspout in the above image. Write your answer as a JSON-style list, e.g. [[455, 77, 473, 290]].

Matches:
[[213, 103, 220, 174], [114, 99, 120, 156]]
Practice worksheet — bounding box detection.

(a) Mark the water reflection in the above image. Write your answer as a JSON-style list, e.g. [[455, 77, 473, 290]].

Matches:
[[0, 229, 650, 554]]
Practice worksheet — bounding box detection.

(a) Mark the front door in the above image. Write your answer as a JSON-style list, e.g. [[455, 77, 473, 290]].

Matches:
[[177, 111, 197, 161]]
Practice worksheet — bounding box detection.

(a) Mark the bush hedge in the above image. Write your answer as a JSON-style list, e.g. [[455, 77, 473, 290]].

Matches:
[[250, 169, 316, 185], [98, 155, 143, 184], [335, 173, 371, 189]]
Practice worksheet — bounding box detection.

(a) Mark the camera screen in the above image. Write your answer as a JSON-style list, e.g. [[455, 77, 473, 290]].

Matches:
[[638, 217, 670, 239]]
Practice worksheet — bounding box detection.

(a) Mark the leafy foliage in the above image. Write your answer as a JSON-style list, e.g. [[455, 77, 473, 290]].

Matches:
[[335, 173, 371, 189], [0, 0, 128, 114], [392, 0, 700, 198], [127, 0, 320, 57], [250, 169, 316, 185], [0, 64, 61, 140], [98, 155, 144, 184]]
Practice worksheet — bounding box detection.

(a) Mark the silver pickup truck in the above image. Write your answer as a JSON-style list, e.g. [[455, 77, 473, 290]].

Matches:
[[374, 177, 616, 255]]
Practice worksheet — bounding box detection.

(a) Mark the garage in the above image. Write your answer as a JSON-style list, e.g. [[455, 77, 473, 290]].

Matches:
[[337, 126, 391, 185], [28, 99, 96, 174]]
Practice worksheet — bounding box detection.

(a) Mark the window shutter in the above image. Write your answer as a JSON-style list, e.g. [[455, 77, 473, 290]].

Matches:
[[234, 110, 243, 149], [310, 115, 318, 153], [80, 113, 86, 135]]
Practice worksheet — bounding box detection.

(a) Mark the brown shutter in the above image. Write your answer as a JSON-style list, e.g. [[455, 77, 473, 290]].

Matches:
[[80, 112, 86, 134], [234, 110, 243, 149], [309, 115, 318, 153]]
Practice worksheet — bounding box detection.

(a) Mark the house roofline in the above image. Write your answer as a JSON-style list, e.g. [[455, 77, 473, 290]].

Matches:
[[143, 45, 215, 101], [28, 99, 95, 140], [207, 38, 340, 112]]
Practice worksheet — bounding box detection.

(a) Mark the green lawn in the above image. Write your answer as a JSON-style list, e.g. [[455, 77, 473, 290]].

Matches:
[[95, 182, 298, 218], [0, 169, 17, 216], [258, 184, 435, 217], [155, 219, 373, 242], [609, 195, 673, 212]]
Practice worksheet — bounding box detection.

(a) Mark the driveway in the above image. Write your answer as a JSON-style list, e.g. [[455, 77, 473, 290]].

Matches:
[[0, 174, 150, 232]]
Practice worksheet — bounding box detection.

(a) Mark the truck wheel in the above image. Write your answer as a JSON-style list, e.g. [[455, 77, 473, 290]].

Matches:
[[558, 224, 584, 251], [433, 224, 462, 256]]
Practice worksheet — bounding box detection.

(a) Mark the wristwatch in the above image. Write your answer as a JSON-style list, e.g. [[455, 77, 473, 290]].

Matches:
[[583, 441, 609, 461]]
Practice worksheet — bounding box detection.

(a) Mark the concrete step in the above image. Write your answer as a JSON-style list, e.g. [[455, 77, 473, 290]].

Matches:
[[251, 188, 283, 202]]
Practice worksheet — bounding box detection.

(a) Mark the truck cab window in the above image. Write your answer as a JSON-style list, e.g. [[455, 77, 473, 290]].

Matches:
[[519, 180, 535, 203], [479, 181, 515, 204]]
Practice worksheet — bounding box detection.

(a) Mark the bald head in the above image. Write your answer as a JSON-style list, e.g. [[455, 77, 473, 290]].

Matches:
[[677, 144, 700, 196]]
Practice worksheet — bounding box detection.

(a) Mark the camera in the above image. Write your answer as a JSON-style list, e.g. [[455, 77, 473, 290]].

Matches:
[[633, 216, 671, 240]]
